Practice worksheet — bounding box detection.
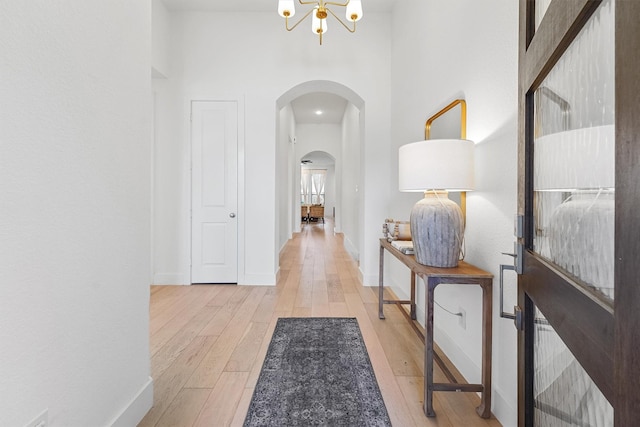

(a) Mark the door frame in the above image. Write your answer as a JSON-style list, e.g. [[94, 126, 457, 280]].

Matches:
[[188, 96, 245, 285], [517, 0, 640, 425], [612, 1, 640, 424], [275, 81, 366, 265]]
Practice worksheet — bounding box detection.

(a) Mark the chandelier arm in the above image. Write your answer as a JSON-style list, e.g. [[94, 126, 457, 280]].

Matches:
[[285, 7, 315, 31], [326, 7, 357, 33], [324, 1, 350, 7], [298, 0, 320, 5]]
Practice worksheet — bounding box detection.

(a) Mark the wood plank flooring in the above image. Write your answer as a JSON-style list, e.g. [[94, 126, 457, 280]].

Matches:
[[140, 220, 503, 427]]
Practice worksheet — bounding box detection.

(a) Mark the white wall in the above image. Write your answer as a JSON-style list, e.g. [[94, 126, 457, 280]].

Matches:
[[388, 1, 519, 426], [152, 0, 171, 77], [152, 11, 188, 285], [154, 11, 392, 285], [324, 164, 337, 220], [277, 104, 296, 253], [341, 103, 363, 260], [0, 2, 153, 426], [296, 125, 341, 164]]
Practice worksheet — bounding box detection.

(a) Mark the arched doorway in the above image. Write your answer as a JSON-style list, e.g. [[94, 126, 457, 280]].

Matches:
[[300, 151, 336, 225], [275, 81, 365, 263]]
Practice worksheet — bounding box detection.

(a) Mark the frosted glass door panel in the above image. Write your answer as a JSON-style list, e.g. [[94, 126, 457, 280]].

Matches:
[[533, 307, 613, 427], [532, 0, 615, 300]]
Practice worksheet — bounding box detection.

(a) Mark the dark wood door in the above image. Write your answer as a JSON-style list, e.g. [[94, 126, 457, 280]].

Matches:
[[517, 0, 640, 425]]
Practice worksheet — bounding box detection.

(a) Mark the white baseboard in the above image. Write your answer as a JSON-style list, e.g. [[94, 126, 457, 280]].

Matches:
[[343, 236, 359, 263], [361, 272, 378, 287], [492, 385, 517, 427], [240, 273, 276, 286], [153, 273, 189, 285], [154, 273, 277, 286], [109, 376, 153, 427]]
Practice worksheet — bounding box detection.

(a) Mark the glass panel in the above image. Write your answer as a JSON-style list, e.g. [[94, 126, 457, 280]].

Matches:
[[532, 0, 615, 300], [533, 307, 613, 427]]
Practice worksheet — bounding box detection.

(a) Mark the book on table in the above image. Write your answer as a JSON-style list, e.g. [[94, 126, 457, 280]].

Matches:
[[391, 240, 414, 255]]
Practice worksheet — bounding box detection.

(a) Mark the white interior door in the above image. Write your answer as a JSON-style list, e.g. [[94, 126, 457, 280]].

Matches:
[[191, 100, 238, 283]]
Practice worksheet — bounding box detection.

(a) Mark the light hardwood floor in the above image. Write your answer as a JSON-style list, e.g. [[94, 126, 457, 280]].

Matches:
[[140, 220, 503, 427]]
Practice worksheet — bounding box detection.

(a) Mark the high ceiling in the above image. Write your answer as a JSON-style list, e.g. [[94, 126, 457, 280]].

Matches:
[[161, 0, 384, 124], [162, 0, 396, 13]]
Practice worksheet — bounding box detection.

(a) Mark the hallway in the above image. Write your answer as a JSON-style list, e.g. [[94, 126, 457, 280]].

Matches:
[[141, 222, 502, 426]]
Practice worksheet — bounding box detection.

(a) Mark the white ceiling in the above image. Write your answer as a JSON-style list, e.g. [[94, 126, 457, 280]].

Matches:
[[162, 0, 396, 13], [291, 92, 348, 124]]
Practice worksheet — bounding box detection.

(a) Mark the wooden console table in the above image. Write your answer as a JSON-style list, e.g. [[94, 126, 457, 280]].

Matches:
[[378, 238, 493, 418]]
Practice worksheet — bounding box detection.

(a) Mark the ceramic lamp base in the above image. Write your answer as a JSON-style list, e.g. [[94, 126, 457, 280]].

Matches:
[[547, 192, 614, 299], [410, 191, 464, 267]]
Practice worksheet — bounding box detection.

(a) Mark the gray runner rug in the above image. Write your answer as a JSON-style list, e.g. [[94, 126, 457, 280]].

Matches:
[[243, 317, 392, 426]]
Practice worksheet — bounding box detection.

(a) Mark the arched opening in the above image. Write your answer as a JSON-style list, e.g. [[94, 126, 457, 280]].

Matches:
[[300, 151, 335, 225], [275, 80, 365, 262]]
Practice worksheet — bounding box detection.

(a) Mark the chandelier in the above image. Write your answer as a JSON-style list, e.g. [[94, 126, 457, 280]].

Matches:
[[277, 0, 363, 45]]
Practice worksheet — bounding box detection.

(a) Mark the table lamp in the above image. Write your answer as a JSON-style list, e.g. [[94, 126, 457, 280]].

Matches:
[[399, 139, 475, 267], [534, 125, 614, 192], [534, 124, 614, 298]]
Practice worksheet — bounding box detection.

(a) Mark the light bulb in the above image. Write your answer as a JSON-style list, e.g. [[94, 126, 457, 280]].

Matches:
[[311, 7, 328, 34], [278, 0, 295, 18], [345, 0, 363, 21]]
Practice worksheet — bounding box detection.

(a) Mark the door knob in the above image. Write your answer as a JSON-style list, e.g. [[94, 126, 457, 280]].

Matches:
[[229, 213, 236, 218]]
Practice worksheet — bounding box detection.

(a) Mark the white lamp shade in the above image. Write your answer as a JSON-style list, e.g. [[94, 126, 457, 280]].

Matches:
[[534, 125, 614, 191], [399, 139, 475, 192], [311, 7, 327, 34], [346, 0, 363, 21], [278, 0, 295, 17]]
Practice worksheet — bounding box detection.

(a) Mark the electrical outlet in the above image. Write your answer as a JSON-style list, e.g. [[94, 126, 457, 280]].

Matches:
[[458, 307, 466, 330], [25, 409, 47, 427]]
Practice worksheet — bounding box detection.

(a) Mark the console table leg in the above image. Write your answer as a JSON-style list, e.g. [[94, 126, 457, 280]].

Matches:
[[378, 244, 385, 319], [476, 280, 493, 418], [424, 279, 436, 417], [410, 272, 417, 320]]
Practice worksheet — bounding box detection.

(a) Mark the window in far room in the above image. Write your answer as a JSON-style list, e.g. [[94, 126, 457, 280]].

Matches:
[[301, 169, 326, 205]]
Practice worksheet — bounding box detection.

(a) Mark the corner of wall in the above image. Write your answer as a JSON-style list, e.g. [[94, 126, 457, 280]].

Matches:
[[360, 271, 380, 288], [108, 377, 153, 427]]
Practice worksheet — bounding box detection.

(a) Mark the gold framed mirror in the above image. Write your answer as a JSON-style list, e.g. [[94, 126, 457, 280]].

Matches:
[[424, 99, 468, 219]]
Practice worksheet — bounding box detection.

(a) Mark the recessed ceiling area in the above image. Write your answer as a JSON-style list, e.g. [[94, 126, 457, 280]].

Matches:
[[162, 0, 396, 12], [291, 92, 349, 125]]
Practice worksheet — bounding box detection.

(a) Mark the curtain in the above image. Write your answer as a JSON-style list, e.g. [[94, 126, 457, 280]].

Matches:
[[312, 172, 326, 205], [301, 169, 326, 205], [301, 170, 311, 205]]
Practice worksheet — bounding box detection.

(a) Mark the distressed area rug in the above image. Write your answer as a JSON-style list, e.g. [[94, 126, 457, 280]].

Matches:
[[243, 317, 392, 427]]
